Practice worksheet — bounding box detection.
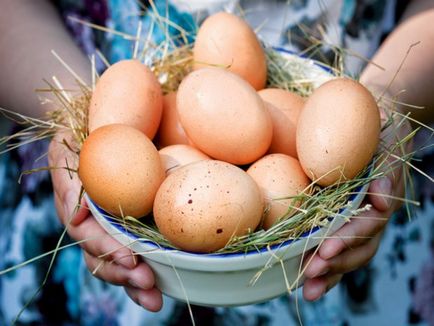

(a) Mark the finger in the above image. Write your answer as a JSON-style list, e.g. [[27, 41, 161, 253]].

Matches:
[[54, 191, 89, 227], [124, 286, 163, 312], [368, 167, 405, 213], [368, 177, 393, 212], [305, 233, 382, 278], [325, 233, 382, 275], [84, 252, 155, 289], [68, 216, 137, 269], [370, 117, 410, 212], [73, 198, 90, 225], [318, 207, 387, 260], [48, 132, 84, 225], [303, 273, 343, 301]]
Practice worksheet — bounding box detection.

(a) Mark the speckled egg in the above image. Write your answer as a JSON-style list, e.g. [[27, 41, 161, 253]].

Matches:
[[153, 160, 263, 253], [296, 78, 380, 186]]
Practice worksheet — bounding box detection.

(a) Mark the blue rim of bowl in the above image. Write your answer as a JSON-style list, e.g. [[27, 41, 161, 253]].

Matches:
[[90, 47, 358, 258], [90, 187, 362, 258]]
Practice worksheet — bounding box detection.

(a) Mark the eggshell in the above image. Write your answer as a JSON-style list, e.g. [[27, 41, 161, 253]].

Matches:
[[157, 92, 192, 147], [258, 88, 305, 158], [296, 78, 380, 186], [153, 160, 263, 253], [177, 67, 273, 165], [247, 154, 310, 229], [79, 124, 165, 218], [88, 60, 163, 139], [159, 144, 210, 175], [193, 12, 267, 90]]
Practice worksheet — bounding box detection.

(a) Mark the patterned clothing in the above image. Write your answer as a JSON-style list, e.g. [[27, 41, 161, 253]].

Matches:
[[1, 0, 433, 325]]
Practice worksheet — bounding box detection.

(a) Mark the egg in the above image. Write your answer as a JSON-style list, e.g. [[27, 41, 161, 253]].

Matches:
[[159, 144, 210, 175], [157, 92, 192, 147], [153, 160, 263, 253], [177, 67, 273, 165], [193, 12, 267, 90], [88, 60, 163, 139], [247, 154, 311, 229], [258, 88, 305, 158], [79, 124, 165, 217], [296, 78, 380, 186]]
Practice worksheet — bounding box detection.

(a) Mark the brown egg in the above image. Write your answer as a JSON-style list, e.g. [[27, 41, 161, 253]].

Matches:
[[157, 92, 192, 147], [153, 160, 263, 253], [159, 144, 210, 175], [258, 88, 305, 158], [193, 12, 267, 90], [79, 124, 165, 217], [88, 60, 163, 139], [296, 78, 380, 186], [247, 154, 310, 229], [177, 67, 273, 165]]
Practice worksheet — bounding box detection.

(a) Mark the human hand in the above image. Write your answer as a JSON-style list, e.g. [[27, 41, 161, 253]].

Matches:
[[302, 102, 411, 301], [48, 130, 163, 311]]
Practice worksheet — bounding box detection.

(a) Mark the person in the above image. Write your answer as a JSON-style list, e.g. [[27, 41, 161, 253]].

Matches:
[[0, 0, 433, 324]]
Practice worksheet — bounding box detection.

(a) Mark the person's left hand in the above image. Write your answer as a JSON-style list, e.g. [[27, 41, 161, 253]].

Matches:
[[48, 130, 163, 312], [302, 104, 410, 301]]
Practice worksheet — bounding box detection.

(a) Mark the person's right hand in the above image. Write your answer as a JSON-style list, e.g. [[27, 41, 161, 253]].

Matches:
[[48, 130, 163, 312]]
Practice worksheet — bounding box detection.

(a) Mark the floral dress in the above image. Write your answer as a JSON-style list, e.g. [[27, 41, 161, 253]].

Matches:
[[1, 0, 433, 325]]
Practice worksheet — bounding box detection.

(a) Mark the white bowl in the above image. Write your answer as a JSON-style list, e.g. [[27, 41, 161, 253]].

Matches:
[[87, 182, 368, 307], [87, 50, 366, 307]]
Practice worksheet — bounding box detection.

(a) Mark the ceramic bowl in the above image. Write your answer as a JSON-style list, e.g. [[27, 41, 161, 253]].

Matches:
[[87, 50, 367, 307], [87, 182, 367, 307]]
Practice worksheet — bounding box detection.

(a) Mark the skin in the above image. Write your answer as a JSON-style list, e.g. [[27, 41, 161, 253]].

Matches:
[[0, 0, 432, 310]]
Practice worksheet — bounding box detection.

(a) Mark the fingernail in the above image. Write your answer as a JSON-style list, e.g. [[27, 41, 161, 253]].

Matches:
[[138, 293, 160, 312], [377, 177, 392, 209], [128, 279, 140, 288], [129, 279, 151, 291], [314, 268, 329, 278], [305, 285, 325, 302]]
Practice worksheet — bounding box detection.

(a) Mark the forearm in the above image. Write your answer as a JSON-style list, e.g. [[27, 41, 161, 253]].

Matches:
[[360, 2, 434, 123], [0, 0, 91, 118]]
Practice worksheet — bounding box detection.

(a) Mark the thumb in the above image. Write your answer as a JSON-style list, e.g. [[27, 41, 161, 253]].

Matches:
[[368, 176, 393, 212], [368, 113, 410, 213], [48, 130, 87, 226]]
